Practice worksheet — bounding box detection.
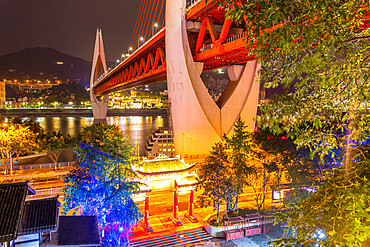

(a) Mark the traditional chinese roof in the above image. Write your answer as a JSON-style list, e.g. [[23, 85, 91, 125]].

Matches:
[[0, 182, 29, 243], [135, 155, 195, 175], [18, 196, 59, 235]]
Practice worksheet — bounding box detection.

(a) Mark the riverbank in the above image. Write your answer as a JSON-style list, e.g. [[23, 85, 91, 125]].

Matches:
[[0, 108, 169, 117]]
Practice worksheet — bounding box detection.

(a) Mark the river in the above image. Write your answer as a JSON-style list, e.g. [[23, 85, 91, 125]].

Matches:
[[21, 115, 170, 162]]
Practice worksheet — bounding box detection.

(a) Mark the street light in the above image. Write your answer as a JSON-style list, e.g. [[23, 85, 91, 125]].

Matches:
[[129, 47, 133, 54], [151, 23, 158, 36], [121, 54, 126, 61], [138, 37, 144, 49]]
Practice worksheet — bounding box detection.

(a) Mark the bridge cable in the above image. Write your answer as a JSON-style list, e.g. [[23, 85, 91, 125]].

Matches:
[[134, 0, 149, 50], [136, 0, 151, 50], [132, 0, 146, 50], [130, 0, 145, 50], [145, 0, 161, 41], [141, 0, 156, 45], [156, 0, 165, 29]]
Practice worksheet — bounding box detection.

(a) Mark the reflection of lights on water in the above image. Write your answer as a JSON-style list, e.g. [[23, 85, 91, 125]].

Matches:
[[67, 117, 76, 136], [52, 117, 61, 131], [130, 116, 142, 125]]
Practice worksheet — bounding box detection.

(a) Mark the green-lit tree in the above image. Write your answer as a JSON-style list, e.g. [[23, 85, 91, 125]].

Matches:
[[38, 131, 76, 170], [218, 0, 370, 163], [0, 123, 36, 175], [63, 123, 142, 246], [197, 141, 237, 224], [224, 116, 254, 210], [272, 145, 370, 246], [216, 0, 370, 244]]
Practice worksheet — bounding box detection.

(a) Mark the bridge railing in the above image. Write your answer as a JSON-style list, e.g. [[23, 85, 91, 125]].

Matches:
[[93, 27, 166, 87], [225, 31, 248, 44], [186, 0, 202, 10], [199, 31, 250, 53]]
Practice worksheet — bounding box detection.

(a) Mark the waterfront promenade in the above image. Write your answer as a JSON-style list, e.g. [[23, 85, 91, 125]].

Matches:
[[0, 108, 168, 117]]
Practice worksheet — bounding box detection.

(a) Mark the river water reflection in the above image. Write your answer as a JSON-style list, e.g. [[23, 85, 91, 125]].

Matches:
[[23, 115, 170, 156]]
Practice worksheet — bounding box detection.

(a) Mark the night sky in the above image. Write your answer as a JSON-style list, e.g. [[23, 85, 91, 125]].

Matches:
[[0, 0, 141, 62]]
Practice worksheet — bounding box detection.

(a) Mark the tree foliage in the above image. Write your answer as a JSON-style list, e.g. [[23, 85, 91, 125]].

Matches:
[[218, 0, 370, 161], [253, 130, 327, 204], [196, 142, 237, 224], [38, 131, 76, 170], [224, 116, 253, 209], [63, 123, 142, 246], [0, 123, 36, 175], [272, 145, 370, 246]]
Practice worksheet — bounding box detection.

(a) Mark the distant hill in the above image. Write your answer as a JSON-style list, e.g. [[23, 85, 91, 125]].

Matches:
[[0, 47, 91, 86]]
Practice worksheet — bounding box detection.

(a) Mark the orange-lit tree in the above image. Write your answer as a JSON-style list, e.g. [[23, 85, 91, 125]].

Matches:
[[197, 141, 237, 224], [0, 123, 36, 175], [38, 131, 76, 170]]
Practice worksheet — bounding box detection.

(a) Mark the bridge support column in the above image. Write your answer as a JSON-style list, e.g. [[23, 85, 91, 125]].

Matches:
[[165, 0, 261, 156], [90, 29, 108, 121]]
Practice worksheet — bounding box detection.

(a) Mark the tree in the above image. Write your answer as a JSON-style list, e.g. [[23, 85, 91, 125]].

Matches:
[[247, 141, 281, 212], [38, 131, 76, 170], [215, 0, 370, 242], [197, 141, 237, 224], [271, 144, 370, 246], [0, 123, 36, 175], [253, 130, 326, 205], [224, 116, 254, 210], [63, 123, 142, 246], [218, 0, 369, 165]]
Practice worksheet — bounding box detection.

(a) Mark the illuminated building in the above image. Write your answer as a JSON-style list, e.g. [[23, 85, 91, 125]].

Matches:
[[133, 154, 197, 192], [145, 128, 175, 157], [132, 154, 198, 229]]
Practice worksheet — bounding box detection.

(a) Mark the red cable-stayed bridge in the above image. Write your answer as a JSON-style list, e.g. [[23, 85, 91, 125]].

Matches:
[[89, 0, 370, 156], [92, 0, 370, 96], [92, 0, 258, 95]]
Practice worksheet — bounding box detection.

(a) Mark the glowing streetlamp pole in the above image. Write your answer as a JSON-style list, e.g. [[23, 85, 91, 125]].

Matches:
[[138, 37, 144, 49], [151, 23, 158, 36]]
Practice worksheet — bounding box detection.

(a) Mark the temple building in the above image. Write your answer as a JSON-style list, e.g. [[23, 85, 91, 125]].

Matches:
[[133, 154, 197, 192], [132, 154, 199, 229]]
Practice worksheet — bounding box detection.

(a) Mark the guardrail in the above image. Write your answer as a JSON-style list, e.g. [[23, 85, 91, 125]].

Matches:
[[0, 161, 74, 171], [198, 31, 250, 53], [225, 31, 248, 44]]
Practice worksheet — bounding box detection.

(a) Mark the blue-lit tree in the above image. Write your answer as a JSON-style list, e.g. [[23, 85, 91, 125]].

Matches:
[[63, 123, 142, 246]]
